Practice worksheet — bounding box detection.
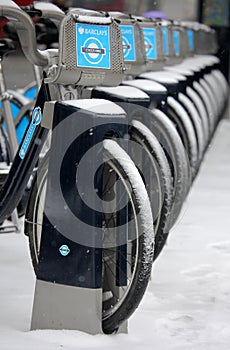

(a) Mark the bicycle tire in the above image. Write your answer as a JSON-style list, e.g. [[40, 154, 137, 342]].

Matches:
[[199, 78, 216, 131], [209, 70, 228, 118], [25, 139, 154, 334], [150, 108, 191, 227], [212, 70, 228, 101], [212, 70, 229, 118], [205, 73, 222, 113], [130, 120, 173, 260], [167, 96, 199, 178], [178, 92, 205, 162], [186, 86, 210, 146], [192, 80, 214, 138]]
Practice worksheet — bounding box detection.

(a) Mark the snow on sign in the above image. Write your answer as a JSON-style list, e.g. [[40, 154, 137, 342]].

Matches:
[[76, 23, 111, 69], [142, 27, 157, 60], [120, 25, 136, 61]]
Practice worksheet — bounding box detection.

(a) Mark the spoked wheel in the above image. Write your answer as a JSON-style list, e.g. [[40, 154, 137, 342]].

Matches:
[[25, 139, 154, 334]]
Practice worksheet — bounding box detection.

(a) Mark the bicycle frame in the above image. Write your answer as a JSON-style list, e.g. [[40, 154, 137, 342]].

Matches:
[[0, 2, 124, 223], [0, 80, 50, 222], [0, 57, 18, 157], [0, 1, 64, 227]]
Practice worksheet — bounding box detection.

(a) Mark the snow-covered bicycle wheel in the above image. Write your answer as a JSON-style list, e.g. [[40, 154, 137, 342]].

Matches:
[[25, 139, 154, 334], [192, 80, 214, 138], [178, 92, 205, 163], [167, 96, 199, 178], [186, 86, 210, 146], [150, 108, 191, 228], [130, 120, 173, 260]]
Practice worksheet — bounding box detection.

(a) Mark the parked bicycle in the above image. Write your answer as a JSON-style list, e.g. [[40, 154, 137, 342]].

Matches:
[[0, 0, 155, 334]]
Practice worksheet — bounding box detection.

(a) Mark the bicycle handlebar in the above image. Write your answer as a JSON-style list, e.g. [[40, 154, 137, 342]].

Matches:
[[0, 0, 48, 66], [32, 1, 65, 23], [0, 1, 64, 67]]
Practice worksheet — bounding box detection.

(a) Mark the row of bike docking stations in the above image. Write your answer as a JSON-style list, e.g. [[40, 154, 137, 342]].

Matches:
[[0, 0, 229, 335]]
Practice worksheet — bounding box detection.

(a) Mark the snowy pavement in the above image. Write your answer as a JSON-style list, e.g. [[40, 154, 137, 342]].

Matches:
[[1, 119, 230, 350]]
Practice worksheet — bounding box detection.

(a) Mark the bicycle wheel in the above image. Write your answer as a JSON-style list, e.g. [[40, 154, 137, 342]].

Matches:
[[199, 78, 216, 132], [186, 86, 210, 146], [178, 92, 205, 162], [192, 80, 214, 138], [25, 139, 154, 334], [167, 96, 199, 178], [130, 120, 173, 260], [150, 108, 191, 227]]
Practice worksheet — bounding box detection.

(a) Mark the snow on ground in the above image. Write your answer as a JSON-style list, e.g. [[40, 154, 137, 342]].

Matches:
[[1, 119, 230, 350]]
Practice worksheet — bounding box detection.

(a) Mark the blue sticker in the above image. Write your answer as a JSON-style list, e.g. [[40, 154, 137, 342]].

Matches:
[[120, 25, 136, 62], [59, 245, 70, 256], [142, 27, 157, 60], [187, 29, 194, 52], [173, 30, 180, 56], [19, 107, 42, 159], [76, 23, 110, 69], [162, 27, 169, 55]]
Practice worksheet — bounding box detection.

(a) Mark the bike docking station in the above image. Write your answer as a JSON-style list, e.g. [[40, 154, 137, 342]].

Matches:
[[92, 13, 170, 116], [90, 12, 171, 239], [2, 0, 229, 339], [30, 10, 131, 335]]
